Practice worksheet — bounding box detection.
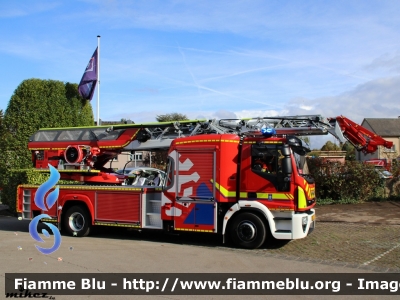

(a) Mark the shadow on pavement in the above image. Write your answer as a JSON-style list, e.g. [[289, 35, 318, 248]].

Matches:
[[0, 216, 289, 250]]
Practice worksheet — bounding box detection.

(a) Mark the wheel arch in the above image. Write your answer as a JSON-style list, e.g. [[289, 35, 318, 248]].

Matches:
[[222, 201, 275, 237], [59, 196, 94, 225]]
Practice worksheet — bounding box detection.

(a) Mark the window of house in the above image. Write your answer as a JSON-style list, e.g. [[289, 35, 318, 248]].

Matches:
[[384, 145, 396, 152], [131, 152, 143, 161]]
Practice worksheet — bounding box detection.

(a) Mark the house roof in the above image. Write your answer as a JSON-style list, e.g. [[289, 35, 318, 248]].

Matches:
[[362, 118, 400, 137]]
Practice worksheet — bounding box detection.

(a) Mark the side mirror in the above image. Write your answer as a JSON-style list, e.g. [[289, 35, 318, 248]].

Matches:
[[282, 144, 291, 156], [282, 157, 292, 175], [281, 144, 292, 175]]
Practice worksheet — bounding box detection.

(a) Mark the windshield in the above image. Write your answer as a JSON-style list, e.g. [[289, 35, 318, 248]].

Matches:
[[294, 152, 314, 184], [293, 152, 312, 178]]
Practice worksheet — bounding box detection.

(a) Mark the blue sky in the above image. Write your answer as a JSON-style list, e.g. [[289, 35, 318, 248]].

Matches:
[[1, 0, 400, 147]]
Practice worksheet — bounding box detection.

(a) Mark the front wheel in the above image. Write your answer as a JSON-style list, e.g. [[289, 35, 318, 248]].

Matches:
[[229, 212, 267, 249], [62, 206, 92, 237]]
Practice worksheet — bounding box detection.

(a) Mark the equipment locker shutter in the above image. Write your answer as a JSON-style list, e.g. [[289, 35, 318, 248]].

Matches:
[[175, 149, 215, 201]]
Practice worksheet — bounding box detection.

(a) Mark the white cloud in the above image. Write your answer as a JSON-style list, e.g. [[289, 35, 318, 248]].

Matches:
[[0, 1, 61, 18], [364, 52, 400, 73], [213, 110, 237, 119], [289, 76, 400, 122]]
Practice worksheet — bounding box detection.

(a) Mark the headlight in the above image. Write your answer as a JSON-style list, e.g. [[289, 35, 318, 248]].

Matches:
[[302, 216, 308, 232]]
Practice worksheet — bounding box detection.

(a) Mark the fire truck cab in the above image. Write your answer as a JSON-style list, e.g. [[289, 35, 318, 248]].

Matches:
[[161, 133, 315, 249]]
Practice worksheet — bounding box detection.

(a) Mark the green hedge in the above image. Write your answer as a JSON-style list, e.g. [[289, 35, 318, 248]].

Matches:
[[1, 169, 78, 213], [0, 79, 94, 213], [308, 158, 399, 202]]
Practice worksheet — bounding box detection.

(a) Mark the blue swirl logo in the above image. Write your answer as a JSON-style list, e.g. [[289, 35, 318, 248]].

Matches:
[[28, 164, 62, 255]]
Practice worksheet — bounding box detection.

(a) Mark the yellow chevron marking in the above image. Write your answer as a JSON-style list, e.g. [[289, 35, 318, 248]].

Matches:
[[286, 194, 294, 200], [212, 180, 293, 201], [212, 180, 247, 198]]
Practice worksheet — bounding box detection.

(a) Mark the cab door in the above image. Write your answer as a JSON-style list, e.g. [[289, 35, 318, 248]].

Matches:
[[172, 146, 217, 233]]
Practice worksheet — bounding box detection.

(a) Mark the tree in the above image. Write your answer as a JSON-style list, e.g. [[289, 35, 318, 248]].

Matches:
[[0, 109, 5, 144], [342, 141, 356, 161], [64, 82, 94, 126], [0, 79, 94, 212], [0, 109, 7, 165], [0, 109, 12, 168], [320, 141, 341, 151], [156, 113, 188, 122], [119, 118, 133, 124], [0, 78, 94, 173], [144, 113, 189, 168]]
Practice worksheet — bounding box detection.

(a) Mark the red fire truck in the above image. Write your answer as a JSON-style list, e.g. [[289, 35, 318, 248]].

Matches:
[[17, 115, 393, 248]]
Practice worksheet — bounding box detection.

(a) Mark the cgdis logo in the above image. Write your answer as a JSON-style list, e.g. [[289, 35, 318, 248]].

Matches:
[[28, 164, 62, 255]]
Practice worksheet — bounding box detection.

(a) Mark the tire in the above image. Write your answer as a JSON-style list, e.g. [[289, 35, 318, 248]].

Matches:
[[62, 205, 92, 237], [229, 212, 267, 249]]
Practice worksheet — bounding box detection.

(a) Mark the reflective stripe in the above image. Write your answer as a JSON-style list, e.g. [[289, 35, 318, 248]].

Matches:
[[213, 180, 294, 201], [286, 193, 294, 200], [256, 193, 291, 200], [269, 207, 294, 211], [18, 184, 149, 192], [244, 141, 282, 144], [175, 228, 213, 232], [310, 187, 315, 198], [34, 169, 101, 173], [214, 181, 236, 197], [94, 222, 140, 228], [298, 187, 307, 209], [303, 179, 315, 199], [176, 139, 238, 145], [213, 181, 247, 198], [41, 218, 57, 222]]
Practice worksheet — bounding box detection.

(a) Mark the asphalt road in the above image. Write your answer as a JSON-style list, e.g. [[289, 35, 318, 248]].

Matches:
[[0, 215, 397, 300]]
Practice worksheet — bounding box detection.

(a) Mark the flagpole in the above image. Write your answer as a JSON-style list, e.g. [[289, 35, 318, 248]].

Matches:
[[97, 35, 101, 126]]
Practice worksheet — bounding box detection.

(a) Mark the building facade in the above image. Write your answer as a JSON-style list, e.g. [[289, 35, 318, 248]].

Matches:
[[357, 117, 400, 163]]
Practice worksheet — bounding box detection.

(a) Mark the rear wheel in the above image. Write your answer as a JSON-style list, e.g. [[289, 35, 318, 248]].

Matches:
[[63, 206, 92, 237], [229, 212, 266, 249]]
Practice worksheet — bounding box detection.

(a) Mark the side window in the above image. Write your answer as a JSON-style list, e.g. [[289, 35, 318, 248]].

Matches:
[[163, 156, 175, 190], [251, 144, 288, 191], [251, 144, 281, 174]]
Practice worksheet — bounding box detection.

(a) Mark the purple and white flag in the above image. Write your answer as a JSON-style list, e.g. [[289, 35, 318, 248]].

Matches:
[[78, 47, 98, 100]]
